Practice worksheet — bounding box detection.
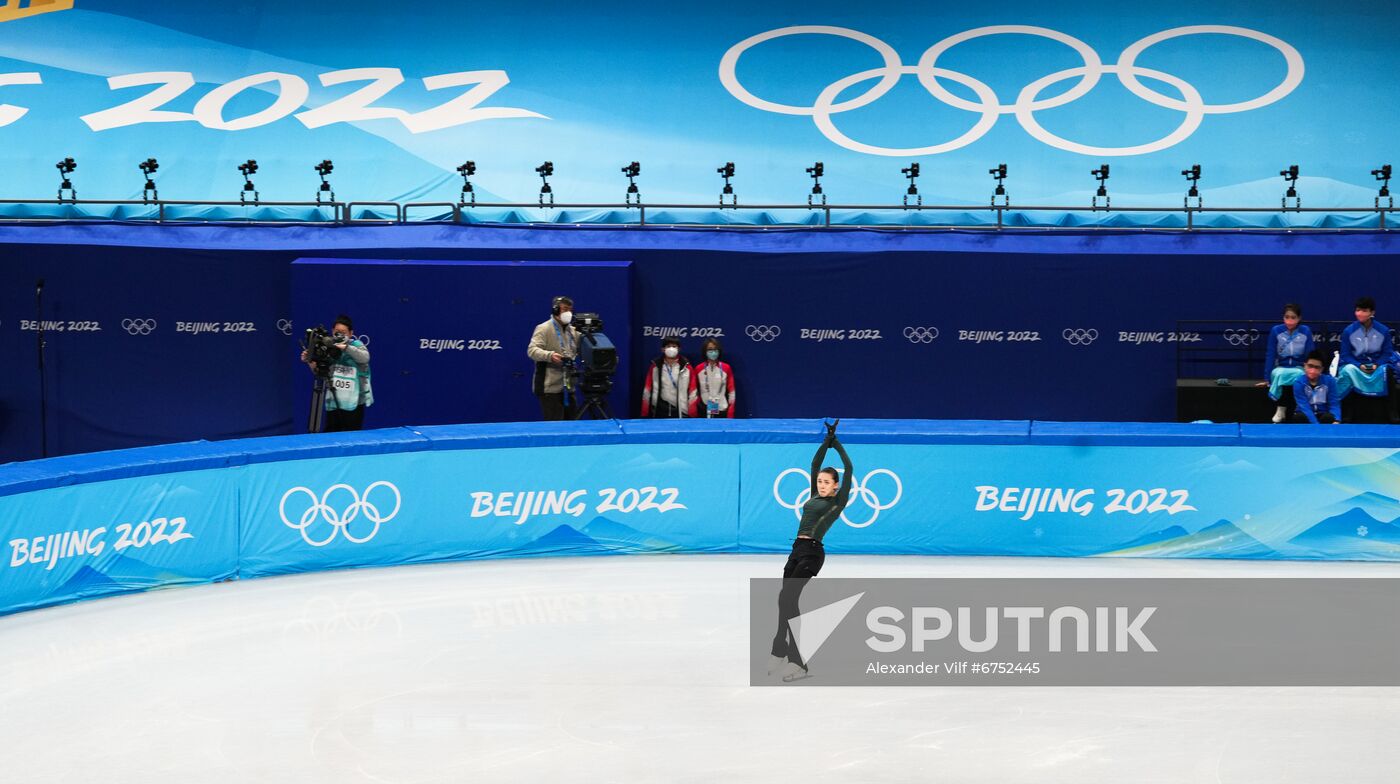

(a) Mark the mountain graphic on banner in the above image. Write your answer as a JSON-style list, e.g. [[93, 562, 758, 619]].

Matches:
[[1313, 492, 1400, 525], [580, 517, 682, 551], [1112, 525, 1190, 551], [515, 518, 681, 556], [54, 551, 173, 597], [1103, 520, 1274, 558], [1288, 507, 1400, 549], [514, 524, 601, 556]]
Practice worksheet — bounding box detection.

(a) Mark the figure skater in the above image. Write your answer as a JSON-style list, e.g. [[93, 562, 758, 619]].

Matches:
[[770, 418, 852, 682]]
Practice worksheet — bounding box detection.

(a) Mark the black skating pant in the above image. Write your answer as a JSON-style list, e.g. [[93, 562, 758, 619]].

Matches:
[[770, 538, 825, 667]]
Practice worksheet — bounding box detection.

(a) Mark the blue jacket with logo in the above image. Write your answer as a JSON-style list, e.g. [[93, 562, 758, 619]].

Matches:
[[1264, 323, 1314, 376], [1339, 320, 1395, 368], [1292, 375, 1341, 423]]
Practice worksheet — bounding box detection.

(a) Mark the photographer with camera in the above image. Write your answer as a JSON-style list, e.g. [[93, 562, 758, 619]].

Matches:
[[300, 315, 373, 432], [527, 296, 580, 420]]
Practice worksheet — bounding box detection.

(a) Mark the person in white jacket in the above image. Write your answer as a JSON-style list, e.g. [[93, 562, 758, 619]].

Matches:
[[526, 296, 580, 420]]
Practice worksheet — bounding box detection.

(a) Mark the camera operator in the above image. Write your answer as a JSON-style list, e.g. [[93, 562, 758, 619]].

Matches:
[[527, 296, 579, 420], [301, 314, 373, 431]]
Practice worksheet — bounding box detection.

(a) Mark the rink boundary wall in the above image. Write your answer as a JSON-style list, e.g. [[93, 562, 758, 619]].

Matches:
[[3, 418, 1400, 617]]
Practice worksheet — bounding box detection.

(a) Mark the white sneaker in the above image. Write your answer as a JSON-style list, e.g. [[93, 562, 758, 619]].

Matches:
[[1272, 406, 1287, 424]]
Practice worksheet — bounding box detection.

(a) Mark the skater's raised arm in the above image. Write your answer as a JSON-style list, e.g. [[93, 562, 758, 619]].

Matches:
[[831, 437, 853, 509], [809, 435, 832, 497]]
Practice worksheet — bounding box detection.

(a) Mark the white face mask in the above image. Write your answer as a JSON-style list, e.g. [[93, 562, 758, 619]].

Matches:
[[558, 310, 573, 325], [663, 346, 679, 359]]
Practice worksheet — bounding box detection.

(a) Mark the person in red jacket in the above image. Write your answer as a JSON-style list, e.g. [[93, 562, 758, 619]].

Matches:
[[640, 337, 695, 418], [691, 337, 737, 418]]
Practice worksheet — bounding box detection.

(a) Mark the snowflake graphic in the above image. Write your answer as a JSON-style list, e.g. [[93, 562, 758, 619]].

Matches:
[[1358, 525, 1370, 537], [1033, 527, 1044, 538]]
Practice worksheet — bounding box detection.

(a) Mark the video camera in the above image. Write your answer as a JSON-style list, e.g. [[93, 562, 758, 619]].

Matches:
[[301, 325, 346, 372], [563, 312, 618, 418], [567, 312, 618, 378]]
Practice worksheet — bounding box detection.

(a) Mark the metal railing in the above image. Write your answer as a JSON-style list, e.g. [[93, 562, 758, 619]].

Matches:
[[0, 198, 350, 224], [1175, 319, 1352, 380], [0, 197, 1392, 231]]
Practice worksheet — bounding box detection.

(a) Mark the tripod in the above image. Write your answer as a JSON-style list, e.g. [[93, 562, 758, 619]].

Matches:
[[307, 367, 331, 433], [572, 375, 614, 420]]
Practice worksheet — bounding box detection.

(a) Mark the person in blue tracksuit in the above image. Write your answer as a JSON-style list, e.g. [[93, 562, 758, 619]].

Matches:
[[1290, 351, 1341, 425], [1260, 303, 1314, 423], [1336, 297, 1399, 421]]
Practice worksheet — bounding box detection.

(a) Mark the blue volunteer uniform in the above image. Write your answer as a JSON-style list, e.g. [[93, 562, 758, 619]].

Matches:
[[1292, 375, 1341, 424], [1265, 323, 1314, 401], [1337, 321, 1396, 398]]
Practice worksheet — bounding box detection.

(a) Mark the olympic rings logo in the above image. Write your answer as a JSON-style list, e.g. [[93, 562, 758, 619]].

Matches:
[[1224, 329, 1260, 346], [356, 334, 371, 346], [773, 468, 903, 529], [746, 324, 782, 342], [1063, 328, 1098, 346], [278, 482, 401, 547], [719, 25, 1304, 156], [903, 326, 940, 344], [122, 318, 157, 336], [277, 318, 293, 335]]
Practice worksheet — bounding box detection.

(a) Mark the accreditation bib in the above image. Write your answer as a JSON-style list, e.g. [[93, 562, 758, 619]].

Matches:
[[330, 363, 358, 406]]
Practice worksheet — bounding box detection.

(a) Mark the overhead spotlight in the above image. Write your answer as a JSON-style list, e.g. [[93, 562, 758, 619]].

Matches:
[[536, 161, 554, 207], [621, 161, 641, 206], [138, 158, 159, 203], [902, 162, 921, 208], [806, 161, 826, 207], [237, 159, 259, 205], [314, 159, 335, 204], [457, 161, 476, 206], [1372, 164, 1391, 208], [989, 163, 1008, 206], [55, 157, 76, 202], [717, 161, 736, 208], [1181, 164, 1202, 208], [1280, 164, 1300, 210], [1091, 164, 1110, 210]]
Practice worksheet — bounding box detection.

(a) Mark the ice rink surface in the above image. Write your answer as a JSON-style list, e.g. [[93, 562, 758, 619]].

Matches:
[[2, 554, 1397, 783]]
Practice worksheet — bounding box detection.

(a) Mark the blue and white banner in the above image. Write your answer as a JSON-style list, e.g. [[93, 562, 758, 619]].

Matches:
[[0, 468, 239, 614], [238, 444, 740, 577], [0, 1, 1391, 222], [740, 443, 1400, 560], [7, 421, 1400, 616]]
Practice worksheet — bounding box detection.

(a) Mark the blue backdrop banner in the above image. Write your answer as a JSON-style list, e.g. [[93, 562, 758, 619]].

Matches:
[[8, 227, 1400, 461], [0, 2, 1394, 224], [289, 258, 634, 429], [5, 419, 1400, 615]]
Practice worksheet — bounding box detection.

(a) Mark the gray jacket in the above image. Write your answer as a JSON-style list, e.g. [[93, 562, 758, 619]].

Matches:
[[527, 318, 579, 395]]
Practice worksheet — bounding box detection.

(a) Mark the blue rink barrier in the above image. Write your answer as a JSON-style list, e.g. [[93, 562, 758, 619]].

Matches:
[[3, 419, 1400, 616]]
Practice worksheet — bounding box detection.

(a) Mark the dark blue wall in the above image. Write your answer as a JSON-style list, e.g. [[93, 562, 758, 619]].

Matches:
[[4, 225, 1399, 462], [290, 259, 633, 428]]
